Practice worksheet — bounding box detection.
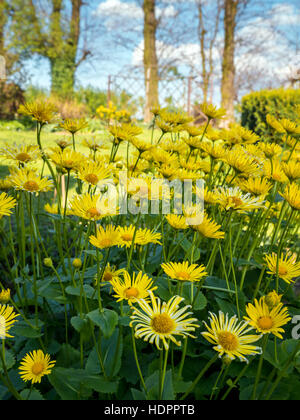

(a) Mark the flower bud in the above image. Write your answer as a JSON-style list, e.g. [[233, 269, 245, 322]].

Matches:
[[0, 289, 11, 304], [72, 258, 82, 269], [44, 258, 53, 268]]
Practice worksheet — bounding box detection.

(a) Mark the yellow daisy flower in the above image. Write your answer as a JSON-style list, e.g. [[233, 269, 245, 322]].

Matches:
[[265, 291, 283, 309], [82, 137, 107, 152], [202, 312, 262, 363], [109, 123, 143, 144], [165, 214, 189, 230], [130, 291, 199, 350], [160, 139, 187, 154], [19, 350, 56, 384], [223, 149, 261, 176], [9, 168, 53, 194], [158, 164, 180, 180], [89, 224, 120, 249], [258, 142, 282, 159], [0, 178, 13, 191], [0, 304, 18, 338], [136, 228, 162, 246], [263, 159, 288, 183], [111, 271, 157, 305], [144, 148, 178, 166], [279, 183, 300, 211], [161, 261, 207, 283], [200, 143, 226, 160], [183, 136, 203, 150], [59, 118, 88, 134], [70, 193, 107, 221], [244, 298, 291, 339], [195, 186, 219, 205], [266, 114, 286, 134], [192, 212, 225, 239], [281, 160, 300, 181], [0, 289, 11, 304], [0, 143, 41, 165], [215, 187, 265, 212], [159, 109, 193, 126], [279, 118, 300, 135], [223, 126, 259, 146], [118, 225, 137, 248], [265, 252, 300, 284], [76, 160, 112, 186], [0, 193, 17, 218], [44, 203, 71, 216], [95, 263, 125, 286], [49, 148, 85, 172], [238, 177, 272, 198], [130, 138, 153, 153], [55, 138, 72, 150], [18, 100, 58, 124], [199, 103, 226, 120]]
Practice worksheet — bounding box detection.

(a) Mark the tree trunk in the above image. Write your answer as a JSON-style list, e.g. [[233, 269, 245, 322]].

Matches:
[[0, 0, 6, 56], [143, 0, 159, 122], [221, 0, 238, 123], [50, 0, 82, 96], [50, 57, 76, 95]]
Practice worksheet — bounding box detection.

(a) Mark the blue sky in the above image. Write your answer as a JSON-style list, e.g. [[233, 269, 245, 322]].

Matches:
[[24, 0, 300, 105]]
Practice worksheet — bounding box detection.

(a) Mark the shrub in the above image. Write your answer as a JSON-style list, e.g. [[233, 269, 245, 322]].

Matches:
[[0, 81, 25, 120], [241, 88, 300, 137]]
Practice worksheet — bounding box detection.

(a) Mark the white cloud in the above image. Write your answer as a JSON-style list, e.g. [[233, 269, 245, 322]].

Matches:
[[95, 0, 143, 20], [95, 0, 177, 25], [270, 3, 300, 26]]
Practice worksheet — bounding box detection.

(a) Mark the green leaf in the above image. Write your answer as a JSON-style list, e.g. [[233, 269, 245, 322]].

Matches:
[[145, 370, 174, 400], [86, 329, 123, 377], [37, 283, 66, 303], [71, 316, 92, 341], [215, 298, 237, 317], [173, 379, 193, 394], [131, 388, 146, 400], [82, 375, 118, 394], [20, 389, 44, 400], [264, 339, 300, 370], [180, 239, 200, 261], [48, 368, 93, 400], [0, 350, 15, 373], [87, 308, 118, 338], [11, 321, 43, 338], [66, 285, 96, 300], [181, 284, 207, 310], [56, 344, 81, 368]]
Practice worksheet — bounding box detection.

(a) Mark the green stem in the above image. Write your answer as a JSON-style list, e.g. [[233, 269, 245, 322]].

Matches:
[[180, 354, 218, 400]]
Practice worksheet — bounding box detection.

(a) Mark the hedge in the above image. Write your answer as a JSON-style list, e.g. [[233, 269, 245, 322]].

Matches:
[[241, 88, 300, 137]]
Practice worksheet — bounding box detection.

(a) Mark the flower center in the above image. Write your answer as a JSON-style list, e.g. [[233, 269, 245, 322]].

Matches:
[[85, 174, 99, 185], [231, 197, 243, 207], [121, 233, 134, 242], [99, 238, 113, 248], [272, 173, 281, 181], [23, 180, 39, 192], [63, 160, 74, 168], [218, 332, 239, 351], [151, 313, 175, 334], [103, 272, 113, 282], [124, 287, 139, 299], [258, 316, 273, 330], [176, 271, 191, 280], [16, 152, 31, 162], [87, 207, 100, 218], [31, 362, 44, 376], [278, 266, 288, 276]]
